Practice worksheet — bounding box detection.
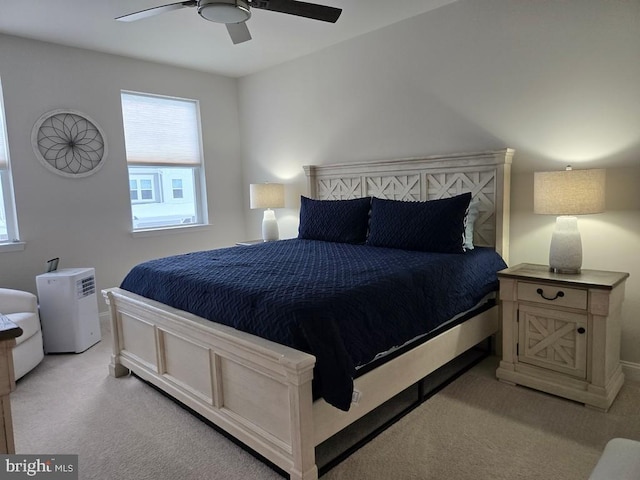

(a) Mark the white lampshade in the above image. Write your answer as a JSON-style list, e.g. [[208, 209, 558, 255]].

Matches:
[[534, 168, 605, 215], [534, 167, 606, 274], [250, 183, 285, 210], [249, 183, 285, 242]]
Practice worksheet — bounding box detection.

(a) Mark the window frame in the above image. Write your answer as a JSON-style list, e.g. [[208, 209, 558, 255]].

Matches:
[[121, 90, 208, 233], [0, 77, 22, 252]]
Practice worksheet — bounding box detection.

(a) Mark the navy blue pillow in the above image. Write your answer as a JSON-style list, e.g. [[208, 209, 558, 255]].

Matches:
[[298, 196, 371, 244], [366, 193, 472, 253]]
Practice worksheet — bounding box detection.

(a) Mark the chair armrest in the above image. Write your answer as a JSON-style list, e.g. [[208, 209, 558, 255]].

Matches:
[[0, 289, 38, 315], [589, 438, 640, 480]]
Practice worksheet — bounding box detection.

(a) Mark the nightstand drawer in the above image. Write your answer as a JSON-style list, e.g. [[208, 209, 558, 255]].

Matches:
[[517, 281, 587, 310]]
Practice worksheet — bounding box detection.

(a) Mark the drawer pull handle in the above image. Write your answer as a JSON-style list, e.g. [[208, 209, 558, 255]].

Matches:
[[577, 327, 586, 334], [536, 288, 564, 301]]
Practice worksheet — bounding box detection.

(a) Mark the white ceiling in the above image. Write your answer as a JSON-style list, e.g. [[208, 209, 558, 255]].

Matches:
[[0, 0, 457, 78]]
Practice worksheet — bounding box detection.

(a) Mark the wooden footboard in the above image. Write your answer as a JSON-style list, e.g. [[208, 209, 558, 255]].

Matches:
[[104, 288, 318, 480]]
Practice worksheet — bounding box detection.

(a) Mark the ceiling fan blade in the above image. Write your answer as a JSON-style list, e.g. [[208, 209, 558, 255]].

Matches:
[[226, 22, 252, 44], [116, 1, 197, 22], [250, 0, 342, 23]]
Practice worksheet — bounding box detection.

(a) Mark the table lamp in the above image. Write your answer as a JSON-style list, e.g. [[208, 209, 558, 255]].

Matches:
[[534, 166, 605, 274], [250, 183, 285, 241]]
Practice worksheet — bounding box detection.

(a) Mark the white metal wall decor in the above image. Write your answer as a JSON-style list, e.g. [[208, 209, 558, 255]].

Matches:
[[32, 109, 107, 178]]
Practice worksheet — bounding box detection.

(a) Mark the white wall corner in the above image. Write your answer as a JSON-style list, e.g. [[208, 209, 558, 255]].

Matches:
[[621, 361, 640, 383]]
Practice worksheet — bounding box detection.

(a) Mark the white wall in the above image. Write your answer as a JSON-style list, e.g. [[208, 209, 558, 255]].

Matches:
[[238, 1, 640, 362], [0, 34, 246, 303]]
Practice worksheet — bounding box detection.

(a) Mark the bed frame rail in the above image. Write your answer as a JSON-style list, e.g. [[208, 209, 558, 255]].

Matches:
[[312, 306, 499, 445]]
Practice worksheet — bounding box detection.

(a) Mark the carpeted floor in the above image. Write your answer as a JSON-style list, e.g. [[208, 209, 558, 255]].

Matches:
[[11, 320, 640, 479]]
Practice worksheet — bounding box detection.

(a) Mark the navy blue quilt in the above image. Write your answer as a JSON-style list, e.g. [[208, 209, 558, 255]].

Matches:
[[120, 239, 507, 411]]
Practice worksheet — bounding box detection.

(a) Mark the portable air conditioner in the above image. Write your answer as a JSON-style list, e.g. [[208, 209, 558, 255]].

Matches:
[[36, 267, 101, 353]]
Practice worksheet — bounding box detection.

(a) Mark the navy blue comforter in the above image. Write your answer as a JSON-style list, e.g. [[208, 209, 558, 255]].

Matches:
[[120, 239, 507, 410]]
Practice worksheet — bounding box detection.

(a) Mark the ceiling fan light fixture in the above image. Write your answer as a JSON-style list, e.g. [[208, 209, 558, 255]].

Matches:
[[198, 0, 251, 24]]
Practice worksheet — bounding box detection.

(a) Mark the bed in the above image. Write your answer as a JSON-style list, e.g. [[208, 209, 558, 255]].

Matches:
[[103, 148, 514, 480]]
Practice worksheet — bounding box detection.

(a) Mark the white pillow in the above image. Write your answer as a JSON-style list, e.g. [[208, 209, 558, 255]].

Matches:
[[464, 199, 480, 251]]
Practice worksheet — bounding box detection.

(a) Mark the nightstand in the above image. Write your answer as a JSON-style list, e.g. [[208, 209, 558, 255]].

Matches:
[[495, 263, 629, 411], [235, 239, 265, 246]]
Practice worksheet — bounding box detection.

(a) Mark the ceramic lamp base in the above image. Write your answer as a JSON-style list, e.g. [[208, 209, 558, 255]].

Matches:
[[261, 209, 279, 242], [549, 216, 582, 274]]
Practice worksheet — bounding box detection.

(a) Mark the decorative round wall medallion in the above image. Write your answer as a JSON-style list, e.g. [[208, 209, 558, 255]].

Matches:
[[32, 109, 107, 178]]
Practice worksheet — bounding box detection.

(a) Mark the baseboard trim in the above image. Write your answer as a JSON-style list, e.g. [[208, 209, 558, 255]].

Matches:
[[621, 361, 640, 383]]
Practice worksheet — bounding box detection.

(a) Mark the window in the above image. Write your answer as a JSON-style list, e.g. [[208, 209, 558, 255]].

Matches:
[[121, 91, 207, 231], [172, 179, 184, 199], [129, 175, 158, 203], [0, 78, 20, 247]]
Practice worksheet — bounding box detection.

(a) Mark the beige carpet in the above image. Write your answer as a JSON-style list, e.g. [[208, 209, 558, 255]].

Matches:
[[11, 322, 640, 479]]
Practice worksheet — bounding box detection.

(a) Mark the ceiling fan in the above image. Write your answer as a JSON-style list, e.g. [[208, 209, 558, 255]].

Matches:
[[116, 0, 342, 45]]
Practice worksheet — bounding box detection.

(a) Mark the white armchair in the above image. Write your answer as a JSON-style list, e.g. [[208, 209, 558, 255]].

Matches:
[[0, 288, 44, 380]]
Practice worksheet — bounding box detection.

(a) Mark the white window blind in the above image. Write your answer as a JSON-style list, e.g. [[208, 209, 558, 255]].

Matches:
[[121, 92, 202, 166]]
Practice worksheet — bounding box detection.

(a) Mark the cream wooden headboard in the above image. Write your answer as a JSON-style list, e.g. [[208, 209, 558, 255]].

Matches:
[[303, 148, 514, 262]]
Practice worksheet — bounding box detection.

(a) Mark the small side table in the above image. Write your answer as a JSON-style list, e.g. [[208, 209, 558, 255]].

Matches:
[[235, 240, 266, 246], [0, 314, 22, 453], [496, 263, 629, 411]]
